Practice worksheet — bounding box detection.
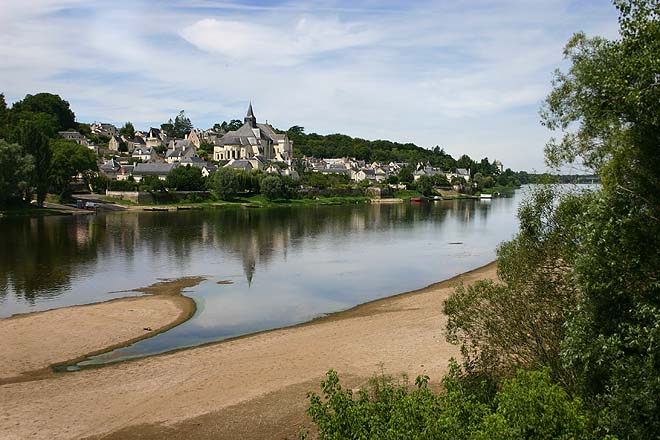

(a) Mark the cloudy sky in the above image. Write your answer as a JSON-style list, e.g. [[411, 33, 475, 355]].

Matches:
[[0, 0, 619, 171]]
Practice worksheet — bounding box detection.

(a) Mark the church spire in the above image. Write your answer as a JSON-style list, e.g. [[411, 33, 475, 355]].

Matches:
[[245, 102, 256, 128]]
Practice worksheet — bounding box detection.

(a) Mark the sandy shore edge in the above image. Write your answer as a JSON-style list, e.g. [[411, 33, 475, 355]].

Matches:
[[0, 277, 202, 385], [1, 262, 497, 440]]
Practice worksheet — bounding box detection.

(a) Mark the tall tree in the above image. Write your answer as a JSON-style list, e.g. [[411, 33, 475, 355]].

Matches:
[[0, 140, 34, 207], [10, 93, 76, 131], [119, 122, 135, 139], [0, 93, 8, 138], [18, 122, 51, 206], [173, 110, 193, 138], [49, 139, 98, 197]]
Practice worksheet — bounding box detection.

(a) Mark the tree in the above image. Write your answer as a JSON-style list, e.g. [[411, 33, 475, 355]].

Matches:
[[225, 119, 242, 131], [260, 175, 285, 200], [209, 167, 239, 200], [139, 175, 166, 192], [445, 188, 584, 386], [456, 154, 474, 172], [398, 166, 414, 184], [18, 121, 51, 206], [160, 120, 174, 137], [416, 174, 433, 196], [173, 110, 193, 138], [164, 165, 204, 191], [49, 139, 98, 197], [119, 122, 135, 139], [10, 93, 76, 131], [0, 140, 34, 207], [0, 93, 8, 138], [540, 2, 660, 437]]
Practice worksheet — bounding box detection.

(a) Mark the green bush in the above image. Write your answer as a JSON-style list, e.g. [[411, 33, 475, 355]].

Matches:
[[209, 167, 238, 200], [305, 366, 599, 440], [108, 179, 137, 191]]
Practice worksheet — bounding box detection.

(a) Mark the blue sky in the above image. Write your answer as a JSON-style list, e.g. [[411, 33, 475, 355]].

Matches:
[[0, 0, 619, 171]]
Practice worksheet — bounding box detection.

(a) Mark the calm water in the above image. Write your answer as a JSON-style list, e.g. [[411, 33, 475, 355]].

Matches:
[[1, 190, 528, 366]]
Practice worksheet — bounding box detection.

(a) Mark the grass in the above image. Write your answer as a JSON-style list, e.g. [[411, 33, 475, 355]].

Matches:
[[101, 193, 372, 209], [479, 185, 520, 195], [393, 189, 423, 200]]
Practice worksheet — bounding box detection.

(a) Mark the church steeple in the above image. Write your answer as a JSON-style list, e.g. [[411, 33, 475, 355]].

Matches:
[[244, 102, 257, 128]]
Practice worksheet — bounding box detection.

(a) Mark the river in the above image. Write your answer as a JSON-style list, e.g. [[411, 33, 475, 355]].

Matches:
[[1, 189, 530, 365]]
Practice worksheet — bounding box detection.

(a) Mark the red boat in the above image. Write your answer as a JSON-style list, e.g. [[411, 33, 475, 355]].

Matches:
[[410, 197, 428, 203]]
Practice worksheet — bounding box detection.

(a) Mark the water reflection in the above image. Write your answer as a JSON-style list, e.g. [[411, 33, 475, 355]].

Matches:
[[1, 194, 522, 362], [1, 198, 510, 314]]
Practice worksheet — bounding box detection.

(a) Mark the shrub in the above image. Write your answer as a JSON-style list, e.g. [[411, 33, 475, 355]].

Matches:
[[209, 167, 238, 200]]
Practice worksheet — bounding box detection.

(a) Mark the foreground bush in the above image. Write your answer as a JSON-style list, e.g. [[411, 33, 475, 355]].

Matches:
[[305, 367, 598, 440]]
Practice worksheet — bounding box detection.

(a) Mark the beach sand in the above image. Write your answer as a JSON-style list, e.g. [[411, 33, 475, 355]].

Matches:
[[0, 263, 496, 440]]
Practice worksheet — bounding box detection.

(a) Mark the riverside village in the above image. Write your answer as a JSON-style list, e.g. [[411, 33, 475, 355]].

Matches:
[[45, 101, 520, 208], [1, 1, 654, 440]]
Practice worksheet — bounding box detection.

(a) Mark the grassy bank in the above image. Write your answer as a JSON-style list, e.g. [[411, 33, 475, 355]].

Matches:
[[101, 193, 372, 210]]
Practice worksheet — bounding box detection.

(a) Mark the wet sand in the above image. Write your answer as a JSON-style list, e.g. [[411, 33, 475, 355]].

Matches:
[[0, 263, 497, 440]]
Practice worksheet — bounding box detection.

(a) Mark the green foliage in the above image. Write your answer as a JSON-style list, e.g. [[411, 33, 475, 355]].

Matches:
[[398, 166, 414, 184], [260, 175, 285, 200], [288, 129, 458, 169], [164, 165, 205, 191], [476, 370, 594, 440], [49, 139, 98, 197], [108, 179, 137, 191], [416, 175, 433, 196], [17, 121, 51, 206], [538, 2, 660, 438], [306, 366, 598, 440], [444, 187, 585, 386], [0, 139, 34, 207], [161, 111, 194, 138], [10, 92, 76, 131], [0, 93, 8, 138], [118, 122, 135, 139], [138, 175, 166, 192], [88, 173, 109, 194], [300, 172, 350, 190], [209, 167, 239, 200]]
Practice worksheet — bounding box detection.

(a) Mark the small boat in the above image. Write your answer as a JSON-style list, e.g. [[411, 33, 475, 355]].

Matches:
[[480, 193, 492, 199], [410, 197, 427, 203]]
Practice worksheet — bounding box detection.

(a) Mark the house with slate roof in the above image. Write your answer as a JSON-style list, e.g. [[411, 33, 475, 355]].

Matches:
[[99, 158, 121, 179], [132, 146, 158, 162], [213, 103, 292, 162], [132, 163, 178, 182], [165, 139, 197, 163]]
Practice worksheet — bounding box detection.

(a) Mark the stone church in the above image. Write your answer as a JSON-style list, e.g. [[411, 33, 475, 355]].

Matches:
[[213, 104, 293, 162]]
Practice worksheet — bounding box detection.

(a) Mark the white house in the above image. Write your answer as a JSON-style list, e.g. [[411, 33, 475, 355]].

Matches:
[[132, 146, 158, 162]]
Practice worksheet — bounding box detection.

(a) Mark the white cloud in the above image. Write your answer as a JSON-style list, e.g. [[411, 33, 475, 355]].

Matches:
[[0, 0, 620, 170], [180, 16, 379, 66]]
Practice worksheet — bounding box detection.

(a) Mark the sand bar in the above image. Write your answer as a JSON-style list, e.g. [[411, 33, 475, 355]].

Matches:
[[0, 277, 201, 383], [0, 263, 496, 440]]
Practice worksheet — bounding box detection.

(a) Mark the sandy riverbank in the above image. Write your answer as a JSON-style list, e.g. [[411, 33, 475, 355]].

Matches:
[[0, 277, 202, 384], [0, 263, 497, 440]]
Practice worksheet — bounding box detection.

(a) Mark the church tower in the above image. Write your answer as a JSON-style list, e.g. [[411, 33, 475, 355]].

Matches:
[[244, 102, 257, 128]]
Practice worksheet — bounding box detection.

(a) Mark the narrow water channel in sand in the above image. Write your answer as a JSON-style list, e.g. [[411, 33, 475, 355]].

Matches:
[[1, 188, 537, 365]]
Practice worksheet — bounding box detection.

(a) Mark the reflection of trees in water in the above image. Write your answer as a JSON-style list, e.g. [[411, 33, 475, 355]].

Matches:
[[0, 215, 106, 303], [0, 200, 491, 302]]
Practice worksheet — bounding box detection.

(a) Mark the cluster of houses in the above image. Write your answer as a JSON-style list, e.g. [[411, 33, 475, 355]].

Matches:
[[300, 157, 472, 185], [92, 104, 297, 182], [64, 103, 495, 187]]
